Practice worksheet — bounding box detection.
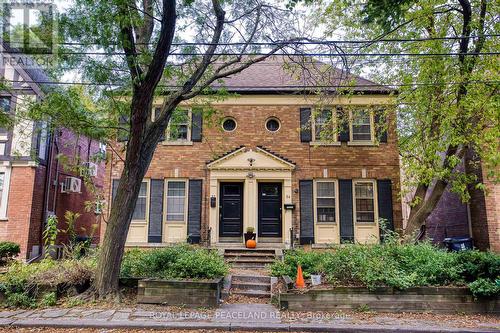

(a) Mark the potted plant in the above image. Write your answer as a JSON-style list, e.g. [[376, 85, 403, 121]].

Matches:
[[244, 227, 256, 243]]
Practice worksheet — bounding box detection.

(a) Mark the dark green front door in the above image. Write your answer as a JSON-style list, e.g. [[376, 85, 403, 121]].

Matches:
[[258, 182, 282, 237]]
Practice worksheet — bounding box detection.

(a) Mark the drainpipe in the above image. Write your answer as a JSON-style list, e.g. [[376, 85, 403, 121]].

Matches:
[[39, 127, 56, 258]]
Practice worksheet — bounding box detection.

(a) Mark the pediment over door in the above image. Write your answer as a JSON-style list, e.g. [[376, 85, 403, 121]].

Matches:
[[207, 146, 295, 171]]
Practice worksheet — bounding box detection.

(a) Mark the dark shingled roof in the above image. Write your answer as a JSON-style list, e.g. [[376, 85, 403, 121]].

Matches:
[[209, 56, 393, 94]]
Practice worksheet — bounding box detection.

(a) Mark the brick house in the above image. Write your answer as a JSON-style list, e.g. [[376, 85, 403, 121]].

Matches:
[[0, 42, 105, 259], [405, 154, 500, 252], [104, 57, 402, 248]]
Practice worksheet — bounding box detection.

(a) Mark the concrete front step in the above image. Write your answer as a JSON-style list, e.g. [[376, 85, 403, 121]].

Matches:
[[226, 257, 274, 264], [232, 275, 271, 284], [224, 252, 276, 257], [231, 282, 271, 292], [231, 289, 270, 298], [224, 248, 276, 254], [229, 262, 270, 268]]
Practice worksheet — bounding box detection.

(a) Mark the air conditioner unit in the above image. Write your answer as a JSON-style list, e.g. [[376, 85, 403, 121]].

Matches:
[[80, 162, 98, 177], [61, 176, 82, 193]]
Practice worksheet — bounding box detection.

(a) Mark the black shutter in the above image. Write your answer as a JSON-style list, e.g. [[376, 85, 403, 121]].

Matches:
[[299, 180, 314, 244], [377, 179, 394, 241], [154, 107, 165, 141], [191, 108, 203, 142], [117, 115, 129, 142], [187, 179, 202, 243], [300, 108, 312, 142], [339, 179, 354, 243], [148, 179, 164, 243], [111, 179, 119, 202], [375, 110, 388, 143], [337, 107, 350, 142]]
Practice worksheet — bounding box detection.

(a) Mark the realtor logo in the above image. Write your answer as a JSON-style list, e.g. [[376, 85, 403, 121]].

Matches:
[[0, 0, 58, 68]]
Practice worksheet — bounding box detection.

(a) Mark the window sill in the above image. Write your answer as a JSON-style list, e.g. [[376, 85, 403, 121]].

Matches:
[[309, 141, 341, 146], [316, 222, 337, 225], [130, 220, 147, 224], [347, 141, 377, 146], [0, 217, 7, 221], [162, 141, 193, 146], [356, 222, 376, 225]]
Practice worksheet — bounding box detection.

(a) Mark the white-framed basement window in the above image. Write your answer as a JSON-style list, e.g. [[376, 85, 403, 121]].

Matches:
[[353, 180, 376, 223], [314, 180, 338, 223], [165, 180, 187, 223]]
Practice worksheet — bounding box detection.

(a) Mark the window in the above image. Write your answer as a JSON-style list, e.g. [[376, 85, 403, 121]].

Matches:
[[132, 182, 148, 220], [354, 181, 375, 223], [222, 117, 237, 132], [166, 181, 186, 222], [0, 97, 10, 113], [312, 109, 334, 142], [265, 117, 280, 132], [167, 109, 190, 141], [316, 181, 336, 223], [351, 109, 373, 141], [0, 173, 4, 209]]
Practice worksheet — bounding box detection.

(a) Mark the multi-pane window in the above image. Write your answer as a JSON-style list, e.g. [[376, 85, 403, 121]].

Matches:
[[132, 182, 148, 220], [313, 109, 334, 142], [166, 181, 186, 222], [0, 173, 4, 209], [167, 109, 190, 141], [0, 97, 10, 113], [351, 109, 372, 141], [316, 181, 336, 223], [354, 182, 375, 223]]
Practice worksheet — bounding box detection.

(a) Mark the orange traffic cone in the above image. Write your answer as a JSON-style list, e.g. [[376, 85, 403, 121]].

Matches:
[[295, 265, 305, 289]]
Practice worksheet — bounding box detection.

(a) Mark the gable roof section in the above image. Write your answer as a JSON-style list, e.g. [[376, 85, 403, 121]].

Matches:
[[207, 146, 295, 170], [208, 56, 393, 94]]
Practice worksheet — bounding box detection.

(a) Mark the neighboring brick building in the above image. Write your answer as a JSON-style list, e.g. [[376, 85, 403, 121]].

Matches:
[[104, 57, 402, 248], [0, 42, 105, 259]]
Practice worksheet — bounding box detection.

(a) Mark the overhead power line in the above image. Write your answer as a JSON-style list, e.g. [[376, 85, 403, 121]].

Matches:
[[2, 50, 499, 57], [3, 34, 498, 46], [3, 78, 498, 88]]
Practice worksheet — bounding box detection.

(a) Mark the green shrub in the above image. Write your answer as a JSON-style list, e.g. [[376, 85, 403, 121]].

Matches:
[[121, 244, 228, 280], [39, 292, 57, 307], [468, 278, 500, 298], [0, 242, 20, 264], [270, 242, 500, 297], [0, 257, 95, 308]]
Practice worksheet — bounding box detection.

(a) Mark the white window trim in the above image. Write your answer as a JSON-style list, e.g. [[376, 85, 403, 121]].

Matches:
[[348, 108, 376, 145], [311, 108, 340, 145], [163, 179, 188, 224], [131, 179, 149, 224], [352, 179, 378, 225], [0, 165, 11, 220], [152, 107, 193, 145], [313, 179, 340, 225]]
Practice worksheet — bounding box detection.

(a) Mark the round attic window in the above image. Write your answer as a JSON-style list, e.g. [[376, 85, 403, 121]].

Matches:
[[222, 118, 237, 132], [265, 117, 281, 132]]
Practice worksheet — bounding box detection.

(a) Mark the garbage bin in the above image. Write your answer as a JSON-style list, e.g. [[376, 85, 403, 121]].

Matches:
[[443, 237, 473, 251]]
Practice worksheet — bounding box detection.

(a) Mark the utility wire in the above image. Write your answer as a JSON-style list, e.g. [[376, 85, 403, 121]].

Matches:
[[3, 34, 498, 46], [2, 50, 499, 57], [3, 78, 498, 88]]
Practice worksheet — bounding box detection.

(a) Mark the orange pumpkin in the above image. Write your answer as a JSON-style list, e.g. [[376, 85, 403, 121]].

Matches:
[[246, 239, 257, 248]]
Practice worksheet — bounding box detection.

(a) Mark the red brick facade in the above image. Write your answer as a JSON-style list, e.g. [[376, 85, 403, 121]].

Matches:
[[103, 99, 402, 246]]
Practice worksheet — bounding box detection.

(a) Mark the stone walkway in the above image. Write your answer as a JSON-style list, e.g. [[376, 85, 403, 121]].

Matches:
[[0, 304, 498, 332]]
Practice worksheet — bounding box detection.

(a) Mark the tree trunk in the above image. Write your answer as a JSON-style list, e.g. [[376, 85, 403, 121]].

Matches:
[[93, 163, 147, 298]]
